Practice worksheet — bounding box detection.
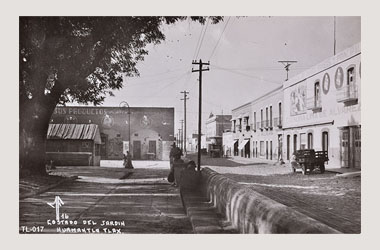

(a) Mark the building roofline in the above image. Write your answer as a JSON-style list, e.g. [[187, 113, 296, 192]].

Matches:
[[232, 85, 283, 112], [283, 42, 361, 90]]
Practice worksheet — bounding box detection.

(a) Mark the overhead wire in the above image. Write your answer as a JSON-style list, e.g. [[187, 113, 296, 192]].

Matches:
[[208, 16, 231, 61], [194, 18, 210, 61]]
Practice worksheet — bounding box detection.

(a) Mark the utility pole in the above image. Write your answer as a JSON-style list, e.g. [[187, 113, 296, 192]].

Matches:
[[180, 91, 189, 155], [278, 60, 297, 81], [180, 119, 184, 152], [192, 59, 210, 171], [178, 128, 182, 149]]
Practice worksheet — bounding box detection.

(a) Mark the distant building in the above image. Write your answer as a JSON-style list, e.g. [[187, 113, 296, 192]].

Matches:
[[223, 43, 361, 169], [205, 113, 232, 156], [50, 106, 175, 160]]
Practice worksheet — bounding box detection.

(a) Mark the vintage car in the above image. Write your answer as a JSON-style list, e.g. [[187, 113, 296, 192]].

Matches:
[[291, 149, 329, 175]]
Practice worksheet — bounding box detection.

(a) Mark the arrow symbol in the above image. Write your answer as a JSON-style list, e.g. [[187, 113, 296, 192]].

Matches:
[[47, 196, 64, 221]]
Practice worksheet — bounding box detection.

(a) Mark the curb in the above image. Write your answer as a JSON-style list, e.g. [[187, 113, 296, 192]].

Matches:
[[20, 175, 78, 200]]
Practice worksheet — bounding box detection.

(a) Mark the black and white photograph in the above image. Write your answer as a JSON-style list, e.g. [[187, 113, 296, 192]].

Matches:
[[4, 0, 379, 247]]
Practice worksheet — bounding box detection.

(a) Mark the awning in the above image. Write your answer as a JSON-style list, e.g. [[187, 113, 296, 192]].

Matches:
[[232, 139, 238, 147], [238, 139, 250, 150]]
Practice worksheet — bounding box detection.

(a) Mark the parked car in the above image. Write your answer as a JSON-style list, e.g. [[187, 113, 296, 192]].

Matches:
[[291, 149, 329, 175]]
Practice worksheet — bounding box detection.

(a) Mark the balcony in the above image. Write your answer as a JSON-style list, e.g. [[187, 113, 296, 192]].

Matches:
[[306, 97, 322, 112], [273, 117, 282, 128], [337, 84, 358, 103]]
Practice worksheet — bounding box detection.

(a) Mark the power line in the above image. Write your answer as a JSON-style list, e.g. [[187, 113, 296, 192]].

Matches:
[[208, 16, 231, 61], [194, 18, 210, 61], [192, 24, 205, 61], [213, 65, 281, 85]]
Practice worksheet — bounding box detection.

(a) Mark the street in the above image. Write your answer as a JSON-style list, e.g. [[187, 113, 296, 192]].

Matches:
[[187, 153, 361, 233], [19, 163, 193, 234]]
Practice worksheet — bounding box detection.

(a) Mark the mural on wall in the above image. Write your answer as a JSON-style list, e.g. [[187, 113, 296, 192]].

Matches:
[[323, 73, 330, 94], [102, 114, 114, 128], [290, 84, 307, 116]]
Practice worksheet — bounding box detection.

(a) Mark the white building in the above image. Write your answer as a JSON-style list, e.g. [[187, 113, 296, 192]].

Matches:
[[223, 43, 361, 169]]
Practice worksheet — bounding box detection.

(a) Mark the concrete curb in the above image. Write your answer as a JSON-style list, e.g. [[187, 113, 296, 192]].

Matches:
[[20, 175, 78, 200], [200, 168, 341, 234]]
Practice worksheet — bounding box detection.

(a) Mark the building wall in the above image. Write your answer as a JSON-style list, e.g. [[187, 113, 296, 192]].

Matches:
[[50, 106, 175, 160], [282, 43, 361, 168], [224, 43, 361, 169]]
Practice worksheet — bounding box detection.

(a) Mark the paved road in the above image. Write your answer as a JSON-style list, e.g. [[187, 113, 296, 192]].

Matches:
[[19, 165, 193, 234]]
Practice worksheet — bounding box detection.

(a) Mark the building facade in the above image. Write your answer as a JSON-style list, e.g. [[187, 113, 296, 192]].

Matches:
[[223, 43, 361, 169], [205, 113, 232, 155], [225, 86, 283, 160], [50, 106, 175, 160], [282, 43, 361, 169]]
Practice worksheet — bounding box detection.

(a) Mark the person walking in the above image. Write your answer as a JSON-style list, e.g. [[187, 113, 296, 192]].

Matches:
[[124, 151, 134, 169]]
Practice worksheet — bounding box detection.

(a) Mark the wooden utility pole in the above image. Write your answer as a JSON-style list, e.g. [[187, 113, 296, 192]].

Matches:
[[192, 59, 210, 171], [278, 60, 297, 81], [180, 91, 189, 155], [180, 119, 184, 152], [178, 128, 182, 149]]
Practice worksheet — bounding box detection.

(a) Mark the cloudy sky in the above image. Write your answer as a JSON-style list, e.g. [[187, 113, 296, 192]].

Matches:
[[94, 16, 360, 137]]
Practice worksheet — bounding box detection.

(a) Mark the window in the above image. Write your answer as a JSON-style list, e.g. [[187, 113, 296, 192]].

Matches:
[[260, 109, 263, 128], [293, 134, 298, 153], [265, 107, 269, 128], [287, 135, 290, 160], [269, 105, 273, 128], [254, 112, 256, 130], [270, 141, 273, 160], [266, 141, 268, 159], [307, 133, 313, 149], [314, 81, 321, 107], [347, 66, 355, 85], [300, 133, 306, 150], [322, 131, 329, 154]]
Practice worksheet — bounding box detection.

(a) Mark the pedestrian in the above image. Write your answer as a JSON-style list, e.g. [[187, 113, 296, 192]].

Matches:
[[168, 142, 182, 186], [124, 151, 134, 169]]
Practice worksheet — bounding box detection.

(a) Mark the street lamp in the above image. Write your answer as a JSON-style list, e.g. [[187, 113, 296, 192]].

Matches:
[[119, 101, 131, 157]]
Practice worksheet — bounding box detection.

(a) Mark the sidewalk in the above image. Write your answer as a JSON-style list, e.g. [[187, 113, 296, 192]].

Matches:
[[19, 164, 193, 234]]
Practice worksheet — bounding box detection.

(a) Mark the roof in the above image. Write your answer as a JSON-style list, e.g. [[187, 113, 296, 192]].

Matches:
[[47, 124, 101, 143]]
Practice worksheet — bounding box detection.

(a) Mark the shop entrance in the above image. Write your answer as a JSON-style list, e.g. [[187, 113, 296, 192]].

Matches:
[[340, 126, 361, 168]]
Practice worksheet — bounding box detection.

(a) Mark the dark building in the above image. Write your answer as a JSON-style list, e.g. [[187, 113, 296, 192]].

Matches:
[[50, 106, 175, 160]]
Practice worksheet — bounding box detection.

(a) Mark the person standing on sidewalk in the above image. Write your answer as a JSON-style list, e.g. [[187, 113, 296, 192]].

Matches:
[[124, 151, 134, 169], [168, 142, 182, 185]]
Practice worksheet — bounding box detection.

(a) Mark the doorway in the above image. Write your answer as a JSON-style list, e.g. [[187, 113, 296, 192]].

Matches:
[[133, 140, 141, 159], [148, 140, 156, 159]]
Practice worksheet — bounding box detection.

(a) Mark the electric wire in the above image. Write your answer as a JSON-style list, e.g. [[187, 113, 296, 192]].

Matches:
[[208, 16, 231, 61]]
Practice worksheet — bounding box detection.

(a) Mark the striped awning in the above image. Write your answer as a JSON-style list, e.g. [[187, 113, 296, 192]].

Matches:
[[47, 124, 101, 144], [238, 139, 250, 150]]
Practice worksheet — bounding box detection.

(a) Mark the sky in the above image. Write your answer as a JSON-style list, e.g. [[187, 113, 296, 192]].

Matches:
[[79, 16, 361, 137]]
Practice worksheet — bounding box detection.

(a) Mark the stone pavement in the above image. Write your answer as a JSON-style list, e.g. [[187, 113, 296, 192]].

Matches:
[[19, 164, 193, 234]]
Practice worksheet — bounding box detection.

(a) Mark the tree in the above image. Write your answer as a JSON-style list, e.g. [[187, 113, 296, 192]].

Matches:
[[19, 16, 222, 176]]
